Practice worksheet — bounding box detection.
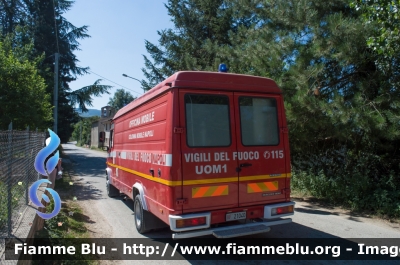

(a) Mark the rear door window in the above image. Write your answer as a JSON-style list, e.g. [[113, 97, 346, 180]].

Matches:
[[185, 94, 231, 147], [239, 97, 279, 146]]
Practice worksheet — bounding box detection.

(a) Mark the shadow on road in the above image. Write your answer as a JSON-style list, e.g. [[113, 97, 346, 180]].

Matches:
[[63, 143, 107, 176], [295, 207, 338, 216], [61, 143, 107, 202]]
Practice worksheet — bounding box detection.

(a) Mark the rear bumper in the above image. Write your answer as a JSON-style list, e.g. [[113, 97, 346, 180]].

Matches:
[[172, 218, 292, 239], [169, 201, 295, 238]]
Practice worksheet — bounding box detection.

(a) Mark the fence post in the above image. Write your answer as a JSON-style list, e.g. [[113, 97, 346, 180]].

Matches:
[[25, 126, 30, 205], [7, 122, 13, 237], [36, 128, 40, 181]]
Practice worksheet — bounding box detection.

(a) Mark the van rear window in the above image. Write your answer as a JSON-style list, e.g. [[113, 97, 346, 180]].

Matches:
[[185, 94, 231, 147], [239, 97, 279, 146]]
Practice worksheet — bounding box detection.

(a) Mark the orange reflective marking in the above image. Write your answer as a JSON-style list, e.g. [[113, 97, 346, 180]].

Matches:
[[248, 183, 263, 193], [192, 185, 229, 198], [247, 181, 279, 193], [192, 187, 209, 198], [212, 185, 228, 196], [265, 182, 278, 191]]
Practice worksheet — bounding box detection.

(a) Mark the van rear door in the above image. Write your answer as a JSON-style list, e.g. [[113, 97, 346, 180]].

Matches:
[[233, 93, 287, 206], [179, 90, 239, 212], [179, 90, 288, 212]]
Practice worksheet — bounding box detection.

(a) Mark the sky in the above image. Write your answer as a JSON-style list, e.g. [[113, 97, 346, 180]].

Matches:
[[63, 0, 174, 110]]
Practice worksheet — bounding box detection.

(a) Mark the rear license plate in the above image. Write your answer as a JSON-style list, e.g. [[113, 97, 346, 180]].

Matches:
[[226, 211, 246, 221]]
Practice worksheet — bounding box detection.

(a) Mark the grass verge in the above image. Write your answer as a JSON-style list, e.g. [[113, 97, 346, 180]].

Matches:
[[32, 159, 99, 265]]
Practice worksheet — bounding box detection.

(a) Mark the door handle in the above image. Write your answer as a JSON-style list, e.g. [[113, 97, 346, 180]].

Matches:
[[240, 163, 252, 168]]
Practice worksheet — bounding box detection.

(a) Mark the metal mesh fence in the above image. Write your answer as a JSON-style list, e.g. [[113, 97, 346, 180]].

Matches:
[[0, 123, 46, 245]]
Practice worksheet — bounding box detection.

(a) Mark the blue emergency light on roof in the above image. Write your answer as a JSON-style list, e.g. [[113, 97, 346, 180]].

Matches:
[[218, 63, 228, 73]]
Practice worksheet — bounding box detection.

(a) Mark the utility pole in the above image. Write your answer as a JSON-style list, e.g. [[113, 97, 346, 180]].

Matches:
[[53, 53, 59, 134]]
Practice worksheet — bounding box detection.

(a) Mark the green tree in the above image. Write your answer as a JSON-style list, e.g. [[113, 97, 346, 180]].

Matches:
[[0, 0, 28, 35], [0, 41, 52, 129], [27, 0, 107, 142], [206, 0, 398, 151], [141, 0, 237, 90], [350, 0, 400, 95], [107, 89, 135, 110], [0, 0, 111, 142], [70, 116, 99, 146], [351, 0, 399, 57], [69, 79, 112, 112]]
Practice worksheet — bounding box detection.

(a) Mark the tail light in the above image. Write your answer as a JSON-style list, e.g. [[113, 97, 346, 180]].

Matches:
[[176, 217, 206, 228], [271, 205, 294, 216]]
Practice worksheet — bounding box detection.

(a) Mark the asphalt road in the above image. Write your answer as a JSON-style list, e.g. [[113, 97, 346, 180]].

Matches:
[[61, 143, 400, 265]]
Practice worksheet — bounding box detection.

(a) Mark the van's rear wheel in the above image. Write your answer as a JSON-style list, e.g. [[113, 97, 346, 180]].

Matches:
[[134, 195, 149, 234], [106, 179, 119, 197]]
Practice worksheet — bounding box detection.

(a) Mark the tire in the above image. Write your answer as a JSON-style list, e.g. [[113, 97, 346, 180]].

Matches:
[[106, 178, 119, 197], [134, 195, 149, 234]]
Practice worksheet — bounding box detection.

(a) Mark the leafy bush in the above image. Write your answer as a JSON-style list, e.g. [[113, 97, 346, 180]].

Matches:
[[291, 149, 400, 217]]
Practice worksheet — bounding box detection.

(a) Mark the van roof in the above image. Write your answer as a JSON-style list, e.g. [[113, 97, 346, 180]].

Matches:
[[113, 71, 282, 120]]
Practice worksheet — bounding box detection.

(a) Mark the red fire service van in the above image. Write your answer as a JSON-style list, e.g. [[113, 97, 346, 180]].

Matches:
[[105, 65, 294, 239]]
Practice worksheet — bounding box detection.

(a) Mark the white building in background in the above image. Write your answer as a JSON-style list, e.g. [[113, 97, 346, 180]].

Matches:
[[91, 106, 116, 148]]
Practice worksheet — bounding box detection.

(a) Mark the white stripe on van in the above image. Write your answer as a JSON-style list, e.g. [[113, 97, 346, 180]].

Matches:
[[117, 151, 173, 167], [152, 154, 172, 167], [166, 154, 172, 167]]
